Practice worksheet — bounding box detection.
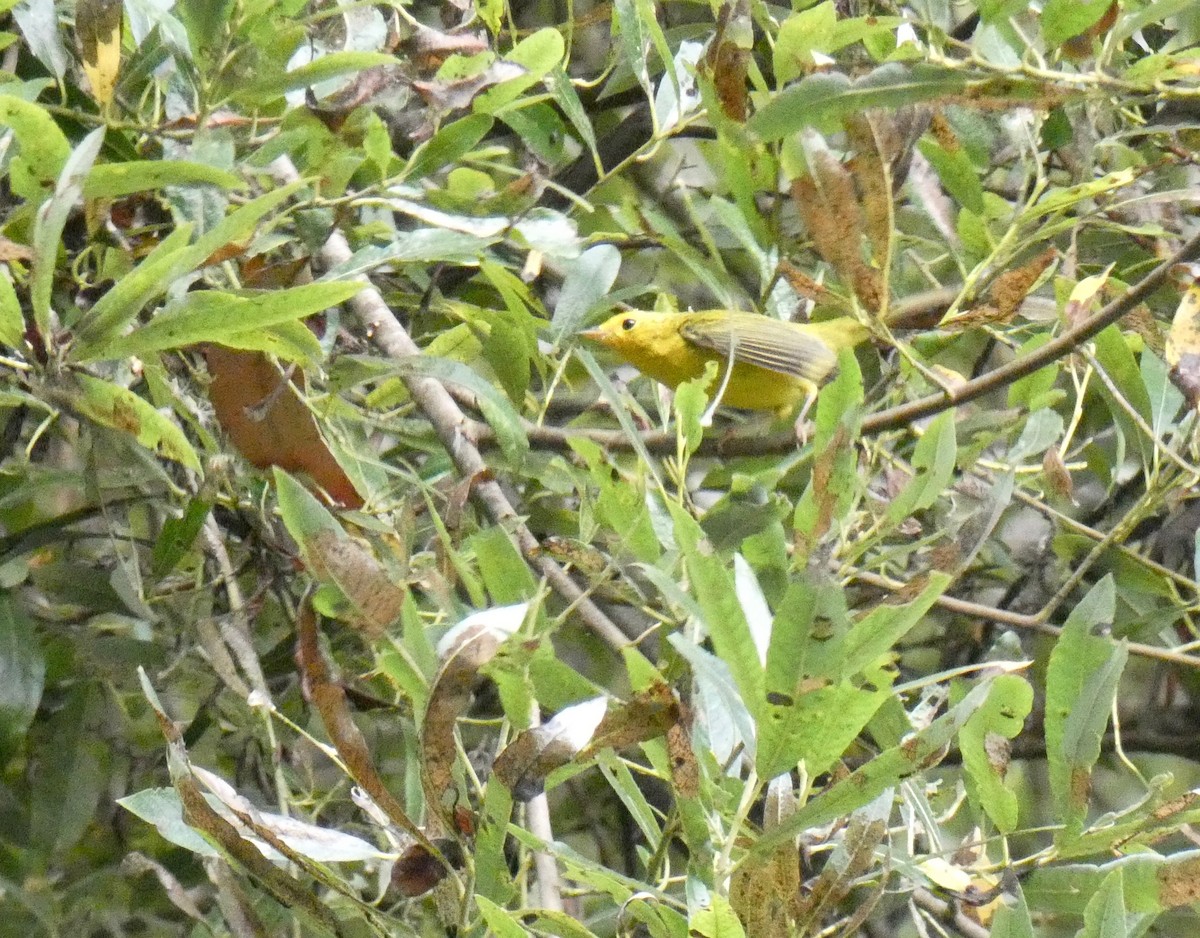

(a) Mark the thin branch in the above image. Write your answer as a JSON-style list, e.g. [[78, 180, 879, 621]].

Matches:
[[862, 228, 1200, 435], [850, 569, 1200, 670], [910, 887, 991, 938]]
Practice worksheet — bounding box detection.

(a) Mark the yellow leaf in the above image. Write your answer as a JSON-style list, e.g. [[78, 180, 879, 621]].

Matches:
[[76, 0, 123, 107]]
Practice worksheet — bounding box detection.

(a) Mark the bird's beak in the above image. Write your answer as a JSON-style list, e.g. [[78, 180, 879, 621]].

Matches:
[[578, 328, 606, 342]]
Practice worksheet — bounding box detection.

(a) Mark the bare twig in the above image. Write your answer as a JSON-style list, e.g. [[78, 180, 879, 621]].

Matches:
[[911, 887, 991, 938], [850, 569, 1200, 670]]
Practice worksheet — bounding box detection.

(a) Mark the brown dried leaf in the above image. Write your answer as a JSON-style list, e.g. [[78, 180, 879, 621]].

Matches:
[[422, 605, 526, 810], [295, 600, 431, 847], [989, 248, 1058, 319], [1042, 447, 1074, 501], [579, 684, 680, 759], [703, 0, 752, 122], [204, 346, 363, 509], [391, 839, 465, 898], [306, 531, 404, 639], [494, 697, 608, 801], [776, 261, 829, 303], [0, 238, 33, 263], [844, 112, 897, 263], [791, 142, 882, 310]]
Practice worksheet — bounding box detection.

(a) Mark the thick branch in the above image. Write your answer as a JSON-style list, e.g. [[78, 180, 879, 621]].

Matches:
[[271, 161, 630, 651]]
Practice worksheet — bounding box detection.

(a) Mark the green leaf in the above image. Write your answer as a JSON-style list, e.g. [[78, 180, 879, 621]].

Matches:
[[72, 180, 305, 351], [274, 467, 342, 546], [0, 269, 23, 349], [1025, 850, 1200, 915], [1140, 350, 1183, 440], [0, 592, 44, 747], [750, 676, 997, 858], [990, 885, 1036, 938], [671, 503, 764, 709], [1093, 324, 1152, 464], [82, 160, 245, 198], [1045, 576, 1123, 839], [885, 410, 957, 522], [1079, 868, 1129, 938], [959, 673, 1033, 832], [689, 895, 746, 938], [917, 136, 984, 215], [117, 788, 219, 857], [71, 374, 202, 471], [749, 64, 972, 141], [387, 354, 528, 463], [0, 93, 71, 189], [553, 245, 622, 343], [82, 281, 363, 361], [30, 685, 108, 856], [774, 2, 838, 84], [474, 28, 565, 114], [404, 113, 495, 182], [837, 573, 952, 678], [236, 51, 397, 103], [1042, 0, 1113, 47], [756, 683, 888, 779], [150, 498, 212, 579]]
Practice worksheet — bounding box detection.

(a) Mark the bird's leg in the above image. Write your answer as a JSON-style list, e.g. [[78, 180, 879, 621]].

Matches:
[[700, 346, 738, 428], [792, 387, 818, 446]]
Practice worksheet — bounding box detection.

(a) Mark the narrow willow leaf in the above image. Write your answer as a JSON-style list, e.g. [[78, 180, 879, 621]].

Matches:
[[31, 127, 106, 336], [83, 281, 362, 361], [71, 373, 202, 471], [83, 160, 245, 198], [1045, 576, 1120, 839]]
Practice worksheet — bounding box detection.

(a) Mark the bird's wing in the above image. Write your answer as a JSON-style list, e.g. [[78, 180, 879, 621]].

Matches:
[[680, 315, 838, 384]]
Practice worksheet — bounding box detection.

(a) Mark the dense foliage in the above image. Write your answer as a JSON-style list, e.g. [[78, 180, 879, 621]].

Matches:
[[5, 0, 1200, 935]]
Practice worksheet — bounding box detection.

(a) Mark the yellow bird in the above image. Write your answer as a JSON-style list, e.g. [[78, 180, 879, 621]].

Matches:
[[580, 310, 869, 416]]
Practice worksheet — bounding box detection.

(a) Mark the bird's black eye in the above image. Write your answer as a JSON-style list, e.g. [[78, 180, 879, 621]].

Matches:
[[621, 318, 636, 331]]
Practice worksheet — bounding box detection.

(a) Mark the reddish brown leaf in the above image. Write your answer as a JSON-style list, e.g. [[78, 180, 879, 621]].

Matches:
[[203, 345, 363, 509], [703, 0, 752, 122]]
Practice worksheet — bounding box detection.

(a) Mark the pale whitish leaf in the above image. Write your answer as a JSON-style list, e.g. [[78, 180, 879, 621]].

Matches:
[[118, 788, 219, 858], [124, 0, 191, 50], [669, 632, 756, 763], [319, 230, 497, 279], [613, 0, 653, 98], [654, 40, 703, 131], [13, 0, 69, 79], [551, 244, 621, 342], [31, 127, 106, 334], [436, 603, 528, 658], [733, 554, 772, 666], [192, 767, 387, 862], [512, 209, 581, 258], [539, 696, 609, 751], [385, 193, 509, 238]]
